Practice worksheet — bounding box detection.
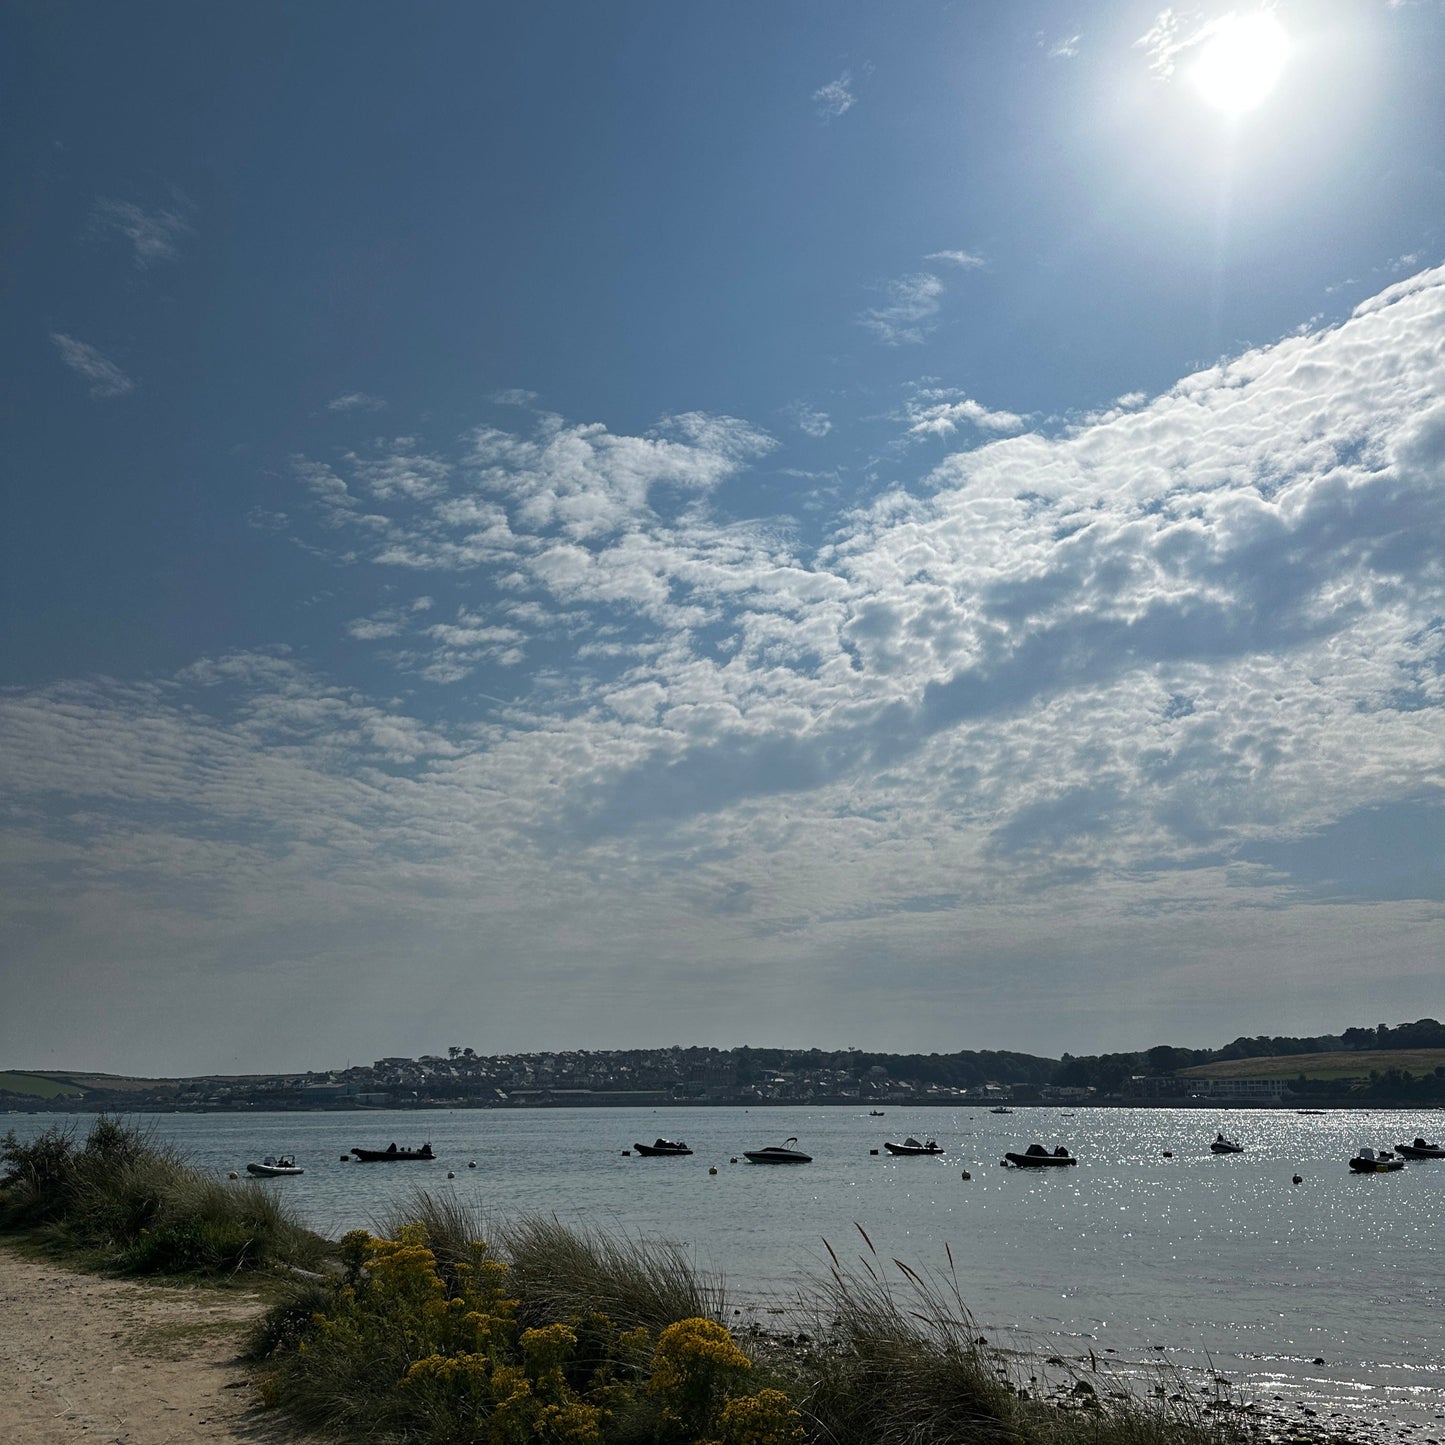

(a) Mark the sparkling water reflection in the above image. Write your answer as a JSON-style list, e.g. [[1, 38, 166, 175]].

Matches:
[[7, 1105, 1443, 1427]]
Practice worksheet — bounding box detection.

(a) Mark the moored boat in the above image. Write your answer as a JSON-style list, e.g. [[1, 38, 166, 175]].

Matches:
[[1348, 1147, 1404, 1173], [633, 1138, 692, 1156], [743, 1137, 812, 1164], [351, 1142, 435, 1161], [884, 1136, 943, 1156], [1395, 1137, 1445, 1159], [246, 1154, 303, 1177], [1003, 1143, 1077, 1168], [1210, 1133, 1244, 1154]]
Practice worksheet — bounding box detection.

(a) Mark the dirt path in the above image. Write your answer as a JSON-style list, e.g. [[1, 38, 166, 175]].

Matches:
[[0, 1248, 314, 1444]]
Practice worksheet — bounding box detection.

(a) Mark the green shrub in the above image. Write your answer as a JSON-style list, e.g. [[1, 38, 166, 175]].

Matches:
[[0, 1115, 321, 1277]]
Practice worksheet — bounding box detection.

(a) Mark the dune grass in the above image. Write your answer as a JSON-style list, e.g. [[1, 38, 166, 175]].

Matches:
[[0, 1115, 324, 1277], [248, 1199, 1251, 1445]]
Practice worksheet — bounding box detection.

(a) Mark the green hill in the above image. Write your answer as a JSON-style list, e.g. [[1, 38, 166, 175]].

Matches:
[[1178, 1048, 1445, 1082]]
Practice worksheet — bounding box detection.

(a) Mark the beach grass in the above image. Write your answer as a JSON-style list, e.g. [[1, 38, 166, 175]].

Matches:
[[0, 1115, 324, 1277], [248, 1205, 1251, 1445]]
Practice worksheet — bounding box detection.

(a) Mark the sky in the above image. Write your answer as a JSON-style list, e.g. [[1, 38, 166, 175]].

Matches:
[[2, 1, 1444, 1077]]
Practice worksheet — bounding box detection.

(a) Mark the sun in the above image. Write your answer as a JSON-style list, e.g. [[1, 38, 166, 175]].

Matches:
[[1190, 12, 1290, 116]]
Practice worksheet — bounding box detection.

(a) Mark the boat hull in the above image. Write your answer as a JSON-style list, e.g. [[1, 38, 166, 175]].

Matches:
[[351, 1148, 434, 1162], [1349, 1157, 1404, 1172], [743, 1149, 811, 1164], [1395, 1144, 1445, 1159], [1210, 1143, 1244, 1153], [634, 1142, 692, 1156], [884, 1142, 942, 1156], [246, 1163, 303, 1177]]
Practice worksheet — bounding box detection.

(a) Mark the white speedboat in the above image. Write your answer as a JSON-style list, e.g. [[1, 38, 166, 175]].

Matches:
[[743, 1137, 812, 1164]]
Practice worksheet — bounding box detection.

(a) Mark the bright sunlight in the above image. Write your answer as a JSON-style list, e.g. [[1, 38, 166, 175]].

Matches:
[[1191, 12, 1290, 115]]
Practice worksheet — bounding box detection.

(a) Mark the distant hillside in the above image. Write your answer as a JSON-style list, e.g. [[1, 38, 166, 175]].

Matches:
[[0, 1071, 183, 1102], [0, 1071, 87, 1100], [1179, 1049, 1445, 1082]]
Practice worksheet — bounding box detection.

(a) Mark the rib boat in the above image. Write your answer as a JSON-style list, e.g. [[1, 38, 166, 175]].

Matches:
[[633, 1138, 692, 1156], [1003, 1143, 1077, 1168], [1395, 1137, 1445, 1159], [884, 1136, 943, 1155], [351, 1143, 435, 1162]]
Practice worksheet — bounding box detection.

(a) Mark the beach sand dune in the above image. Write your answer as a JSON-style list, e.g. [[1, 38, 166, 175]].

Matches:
[[0, 1248, 312, 1443]]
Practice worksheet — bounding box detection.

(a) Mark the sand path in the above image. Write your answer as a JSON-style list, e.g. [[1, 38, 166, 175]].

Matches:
[[0, 1248, 314, 1444]]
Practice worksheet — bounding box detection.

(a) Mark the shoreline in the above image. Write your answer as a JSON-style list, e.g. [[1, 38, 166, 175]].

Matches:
[[1, 1242, 1431, 1445]]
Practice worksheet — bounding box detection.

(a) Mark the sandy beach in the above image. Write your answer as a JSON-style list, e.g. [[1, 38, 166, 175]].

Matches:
[[0, 1248, 311, 1444]]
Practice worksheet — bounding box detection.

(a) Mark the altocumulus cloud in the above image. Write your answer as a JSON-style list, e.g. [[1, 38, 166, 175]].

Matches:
[[5, 267, 1445, 1053]]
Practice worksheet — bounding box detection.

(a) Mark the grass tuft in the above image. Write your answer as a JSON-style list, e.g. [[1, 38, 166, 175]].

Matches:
[[499, 1211, 728, 1333], [0, 1115, 323, 1277]]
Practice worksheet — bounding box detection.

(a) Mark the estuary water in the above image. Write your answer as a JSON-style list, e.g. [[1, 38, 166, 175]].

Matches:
[[6, 1104, 1443, 1430]]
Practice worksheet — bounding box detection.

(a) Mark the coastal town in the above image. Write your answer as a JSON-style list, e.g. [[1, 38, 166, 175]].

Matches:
[[10, 1024, 1445, 1112]]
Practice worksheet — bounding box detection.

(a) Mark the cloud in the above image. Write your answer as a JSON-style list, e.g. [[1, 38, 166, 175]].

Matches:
[[50, 333, 135, 398], [9, 267, 1445, 1065], [859, 272, 946, 346], [812, 71, 856, 119], [904, 390, 1025, 438], [788, 403, 832, 438], [91, 197, 191, 267], [1134, 9, 1201, 79], [924, 250, 986, 269], [328, 392, 388, 413], [1048, 33, 1082, 60], [860, 250, 986, 344]]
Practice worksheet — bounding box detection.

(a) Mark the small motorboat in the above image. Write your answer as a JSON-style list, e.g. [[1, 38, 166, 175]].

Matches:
[[246, 1154, 303, 1177], [884, 1136, 943, 1156], [1003, 1143, 1077, 1168], [743, 1137, 812, 1164], [1395, 1137, 1445, 1159], [1210, 1133, 1244, 1154], [1348, 1147, 1404, 1173], [351, 1142, 435, 1162], [869, 1110, 884, 1117], [990, 1106, 1013, 1114], [633, 1138, 692, 1156]]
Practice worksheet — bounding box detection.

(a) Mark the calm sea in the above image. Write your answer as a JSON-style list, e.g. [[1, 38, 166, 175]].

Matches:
[[6, 1104, 1442, 1429]]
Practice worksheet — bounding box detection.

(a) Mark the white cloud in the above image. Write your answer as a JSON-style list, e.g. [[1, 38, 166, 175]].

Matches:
[[924, 250, 986, 269], [904, 391, 1025, 438], [1134, 8, 1200, 79], [1048, 33, 1082, 59], [328, 391, 388, 413], [787, 402, 832, 438], [50, 333, 135, 398], [10, 268, 1445, 1065], [859, 272, 946, 346], [812, 71, 856, 118], [92, 196, 191, 267], [860, 249, 986, 345]]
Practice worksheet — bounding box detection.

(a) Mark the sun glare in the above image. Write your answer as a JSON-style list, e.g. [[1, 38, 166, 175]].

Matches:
[[1191, 12, 1290, 115]]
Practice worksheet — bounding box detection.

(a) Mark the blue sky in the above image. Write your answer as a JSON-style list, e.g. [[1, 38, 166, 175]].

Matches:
[[3, 1, 1443, 1075]]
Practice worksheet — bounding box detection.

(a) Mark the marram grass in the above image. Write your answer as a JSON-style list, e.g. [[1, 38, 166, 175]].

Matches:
[[249, 1208, 1251, 1445], [0, 1115, 323, 1276]]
